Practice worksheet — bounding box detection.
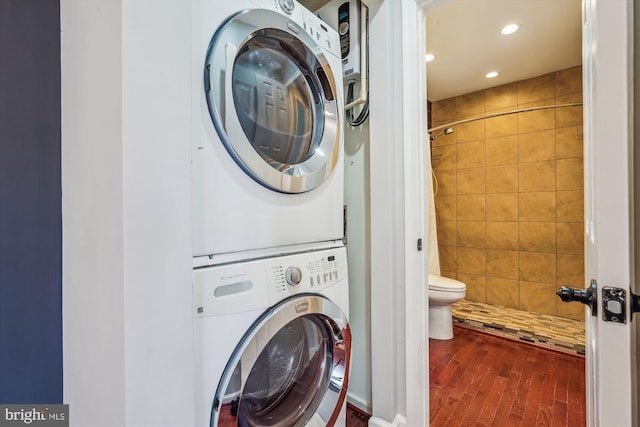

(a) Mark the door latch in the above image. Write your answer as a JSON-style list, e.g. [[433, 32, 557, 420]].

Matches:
[[601, 287, 626, 324], [557, 280, 640, 323]]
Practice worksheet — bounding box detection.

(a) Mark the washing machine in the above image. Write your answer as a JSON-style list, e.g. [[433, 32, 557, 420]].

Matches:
[[193, 243, 351, 426], [192, 0, 345, 258]]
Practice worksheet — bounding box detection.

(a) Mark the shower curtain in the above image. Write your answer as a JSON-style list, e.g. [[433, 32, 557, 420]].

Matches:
[[428, 156, 441, 275]]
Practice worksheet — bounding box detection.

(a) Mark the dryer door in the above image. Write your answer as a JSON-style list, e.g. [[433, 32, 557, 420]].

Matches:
[[204, 8, 341, 194], [211, 294, 351, 427]]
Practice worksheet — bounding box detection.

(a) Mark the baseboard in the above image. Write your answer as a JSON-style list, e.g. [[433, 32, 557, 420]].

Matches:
[[347, 393, 372, 415], [367, 414, 407, 427]]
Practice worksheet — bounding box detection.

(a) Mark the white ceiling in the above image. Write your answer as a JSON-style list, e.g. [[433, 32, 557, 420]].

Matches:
[[300, 0, 583, 102], [426, 0, 582, 101]]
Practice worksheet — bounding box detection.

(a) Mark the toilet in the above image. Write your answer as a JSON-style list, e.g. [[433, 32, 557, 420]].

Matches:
[[428, 274, 466, 340]]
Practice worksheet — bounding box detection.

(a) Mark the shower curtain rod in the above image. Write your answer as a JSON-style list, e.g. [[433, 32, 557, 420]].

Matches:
[[427, 102, 583, 133]]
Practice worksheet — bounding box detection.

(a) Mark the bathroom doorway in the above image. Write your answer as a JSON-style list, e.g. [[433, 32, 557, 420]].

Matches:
[[424, 0, 587, 424]]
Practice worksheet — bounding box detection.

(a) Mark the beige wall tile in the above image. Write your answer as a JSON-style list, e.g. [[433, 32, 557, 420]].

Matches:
[[486, 277, 519, 309], [557, 254, 585, 288], [518, 108, 556, 133], [456, 91, 485, 117], [556, 91, 582, 104], [457, 168, 485, 195], [556, 297, 585, 321], [457, 140, 486, 169], [557, 190, 583, 222], [457, 195, 486, 221], [486, 135, 518, 166], [519, 222, 556, 253], [519, 281, 556, 315], [519, 251, 556, 284], [519, 130, 555, 162], [519, 161, 555, 192], [457, 273, 486, 303], [557, 222, 584, 255], [439, 245, 457, 272], [435, 195, 456, 221], [485, 113, 518, 139], [557, 158, 583, 190], [438, 220, 457, 247], [432, 144, 456, 171], [441, 271, 458, 280], [555, 66, 582, 97], [486, 193, 518, 221], [435, 170, 456, 196], [457, 221, 486, 248], [458, 247, 487, 275], [556, 94, 583, 127], [486, 164, 518, 194], [485, 83, 518, 112], [487, 249, 518, 279], [434, 70, 586, 319], [486, 222, 518, 250], [556, 105, 583, 128], [518, 73, 555, 104], [432, 98, 456, 124], [556, 126, 583, 159], [519, 192, 556, 222], [456, 118, 485, 142]]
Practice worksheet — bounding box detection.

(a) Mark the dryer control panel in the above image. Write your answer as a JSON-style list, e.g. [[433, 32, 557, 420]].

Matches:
[[266, 246, 348, 301]]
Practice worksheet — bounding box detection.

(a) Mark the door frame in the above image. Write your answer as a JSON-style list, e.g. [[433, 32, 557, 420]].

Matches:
[[583, 0, 634, 425], [366, 0, 633, 426]]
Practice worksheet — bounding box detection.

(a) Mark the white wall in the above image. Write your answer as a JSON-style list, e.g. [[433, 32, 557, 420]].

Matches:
[[61, 2, 194, 425], [365, 1, 429, 426], [343, 102, 373, 413]]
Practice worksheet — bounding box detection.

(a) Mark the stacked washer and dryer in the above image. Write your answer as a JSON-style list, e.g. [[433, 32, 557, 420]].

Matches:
[[191, 1, 350, 426]]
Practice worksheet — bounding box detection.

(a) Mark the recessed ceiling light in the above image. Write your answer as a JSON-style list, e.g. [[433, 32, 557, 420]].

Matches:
[[501, 23, 520, 35], [485, 71, 499, 78], [425, 53, 435, 62]]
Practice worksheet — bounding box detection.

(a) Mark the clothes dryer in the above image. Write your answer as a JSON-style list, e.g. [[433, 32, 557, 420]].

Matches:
[[192, 0, 345, 258], [193, 243, 351, 426]]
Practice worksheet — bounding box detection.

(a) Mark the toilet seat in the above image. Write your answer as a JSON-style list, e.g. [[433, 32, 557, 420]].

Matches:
[[428, 274, 466, 292]]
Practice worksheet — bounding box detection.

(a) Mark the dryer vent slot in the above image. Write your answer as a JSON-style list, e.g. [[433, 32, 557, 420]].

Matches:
[[316, 67, 334, 101], [214, 280, 253, 297]]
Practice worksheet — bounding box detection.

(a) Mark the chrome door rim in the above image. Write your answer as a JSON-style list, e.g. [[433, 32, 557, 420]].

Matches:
[[210, 294, 351, 427], [204, 9, 341, 194]]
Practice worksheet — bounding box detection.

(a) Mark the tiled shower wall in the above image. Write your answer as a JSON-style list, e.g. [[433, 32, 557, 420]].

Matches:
[[431, 66, 584, 321]]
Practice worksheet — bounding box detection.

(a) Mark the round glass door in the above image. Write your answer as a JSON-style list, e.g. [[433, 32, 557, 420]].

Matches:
[[205, 9, 341, 193], [211, 295, 351, 427]]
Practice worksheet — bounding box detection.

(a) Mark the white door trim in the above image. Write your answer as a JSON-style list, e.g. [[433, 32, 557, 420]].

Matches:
[[368, 0, 428, 425], [583, 0, 634, 425]]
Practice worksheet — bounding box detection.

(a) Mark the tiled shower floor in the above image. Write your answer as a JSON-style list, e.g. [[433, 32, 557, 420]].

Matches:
[[451, 300, 586, 355]]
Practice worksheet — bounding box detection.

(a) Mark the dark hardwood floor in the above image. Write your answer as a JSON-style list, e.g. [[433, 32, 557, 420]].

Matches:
[[429, 325, 586, 426], [346, 404, 371, 427]]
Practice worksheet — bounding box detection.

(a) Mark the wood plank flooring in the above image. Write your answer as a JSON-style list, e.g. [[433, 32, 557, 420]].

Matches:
[[346, 404, 371, 427], [429, 325, 586, 427]]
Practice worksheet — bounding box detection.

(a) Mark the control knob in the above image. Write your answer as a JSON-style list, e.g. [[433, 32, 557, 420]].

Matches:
[[279, 0, 295, 14], [285, 266, 302, 286]]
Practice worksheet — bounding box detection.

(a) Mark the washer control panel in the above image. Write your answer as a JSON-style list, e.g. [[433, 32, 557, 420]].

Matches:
[[267, 246, 347, 301], [193, 245, 346, 318]]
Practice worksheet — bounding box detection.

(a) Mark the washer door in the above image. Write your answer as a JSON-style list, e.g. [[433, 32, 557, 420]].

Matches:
[[204, 9, 341, 194], [211, 294, 351, 427]]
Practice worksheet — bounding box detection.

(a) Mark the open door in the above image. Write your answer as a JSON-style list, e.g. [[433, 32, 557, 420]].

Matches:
[[558, 1, 635, 425]]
